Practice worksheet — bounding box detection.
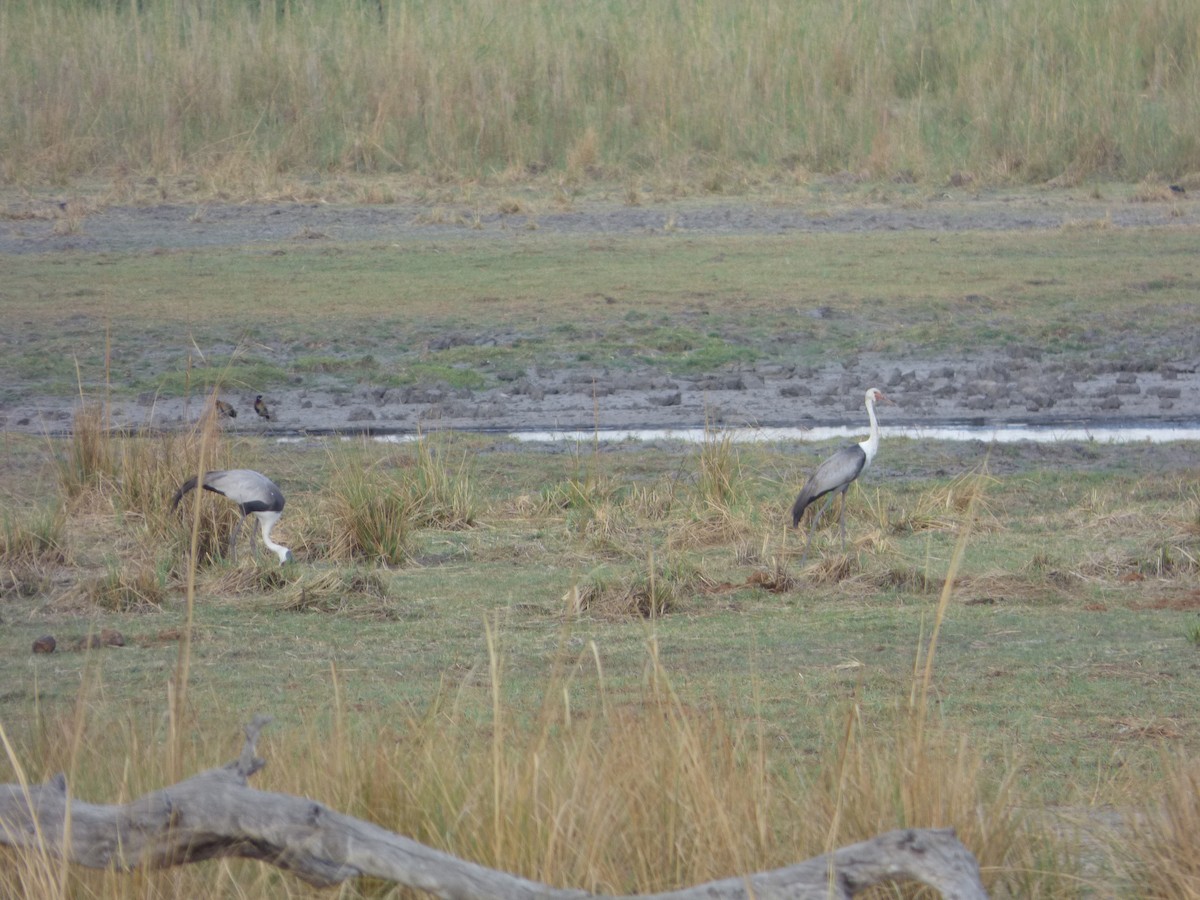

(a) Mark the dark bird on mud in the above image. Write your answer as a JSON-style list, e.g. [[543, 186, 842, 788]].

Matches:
[[791, 387, 890, 564], [254, 395, 272, 421], [215, 400, 237, 419], [171, 469, 293, 565]]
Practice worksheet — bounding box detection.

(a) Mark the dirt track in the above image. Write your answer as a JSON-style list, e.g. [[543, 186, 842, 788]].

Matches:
[[3, 189, 1199, 436]]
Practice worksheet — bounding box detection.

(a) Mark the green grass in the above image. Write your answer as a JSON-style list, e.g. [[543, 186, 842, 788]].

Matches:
[[3, 227, 1199, 401]]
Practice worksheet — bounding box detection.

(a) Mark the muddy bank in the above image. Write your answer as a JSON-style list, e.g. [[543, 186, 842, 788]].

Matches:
[[8, 346, 1198, 438], [3, 189, 1199, 437]]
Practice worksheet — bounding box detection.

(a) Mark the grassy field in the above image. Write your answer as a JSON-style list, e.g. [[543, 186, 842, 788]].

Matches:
[[2, 402, 1199, 896], [1, 198, 1200, 896], [4, 2, 1200, 896], [2, 0, 1200, 190], [3, 220, 1199, 404]]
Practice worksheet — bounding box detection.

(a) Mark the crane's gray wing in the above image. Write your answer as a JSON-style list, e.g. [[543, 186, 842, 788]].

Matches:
[[202, 469, 286, 513], [790, 445, 866, 527]]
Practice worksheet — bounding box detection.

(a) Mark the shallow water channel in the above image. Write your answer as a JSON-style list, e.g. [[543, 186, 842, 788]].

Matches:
[[368, 422, 1200, 445]]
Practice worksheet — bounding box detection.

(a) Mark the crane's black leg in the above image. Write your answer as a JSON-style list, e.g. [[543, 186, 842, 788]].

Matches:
[[229, 513, 248, 564], [800, 492, 839, 567], [838, 486, 849, 552]]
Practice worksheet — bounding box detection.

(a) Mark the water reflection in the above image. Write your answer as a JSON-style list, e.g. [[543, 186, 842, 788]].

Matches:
[[372, 423, 1200, 445]]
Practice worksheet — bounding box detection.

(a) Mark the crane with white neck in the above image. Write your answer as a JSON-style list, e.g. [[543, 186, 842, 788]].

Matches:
[[171, 469, 294, 565], [791, 387, 890, 564]]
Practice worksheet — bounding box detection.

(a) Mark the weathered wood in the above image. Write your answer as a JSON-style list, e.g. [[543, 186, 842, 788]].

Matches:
[[0, 716, 989, 899]]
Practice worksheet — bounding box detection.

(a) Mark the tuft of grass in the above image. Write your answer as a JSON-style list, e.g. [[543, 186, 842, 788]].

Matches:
[[324, 451, 415, 566], [69, 558, 167, 612], [745, 555, 797, 593], [1, 505, 67, 567], [695, 426, 741, 513], [407, 437, 478, 530], [275, 567, 395, 618], [54, 402, 115, 501], [199, 563, 303, 596], [566, 553, 705, 618], [538, 472, 618, 516], [1120, 750, 1200, 897]]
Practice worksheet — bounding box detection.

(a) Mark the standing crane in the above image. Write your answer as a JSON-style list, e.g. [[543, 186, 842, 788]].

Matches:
[[171, 469, 293, 565], [791, 387, 890, 563]]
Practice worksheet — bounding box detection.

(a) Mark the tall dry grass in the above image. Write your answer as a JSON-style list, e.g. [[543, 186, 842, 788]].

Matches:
[[0, 631, 1048, 899], [1120, 750, 1200, 898], [2, 0, 1198, 189], [55, 394, 240, 568]]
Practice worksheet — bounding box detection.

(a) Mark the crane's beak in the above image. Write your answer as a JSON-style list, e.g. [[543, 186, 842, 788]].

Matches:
[[876, 390, 894, 405]]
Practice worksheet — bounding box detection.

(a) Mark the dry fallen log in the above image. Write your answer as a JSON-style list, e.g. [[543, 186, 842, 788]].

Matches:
[[0, 716, 988, 899]]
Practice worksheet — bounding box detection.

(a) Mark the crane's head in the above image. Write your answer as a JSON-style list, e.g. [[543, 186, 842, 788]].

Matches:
[[273, 546, 295, 565], [866, 387, 892, 406]]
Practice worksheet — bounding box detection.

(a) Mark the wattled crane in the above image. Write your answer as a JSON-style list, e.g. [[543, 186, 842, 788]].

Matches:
[[171, 469, 293, 565], [791, 387, 890, 563]]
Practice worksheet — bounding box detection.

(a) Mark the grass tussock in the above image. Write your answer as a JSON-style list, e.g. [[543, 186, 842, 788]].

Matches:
[[566, 554, 706, 618], [695, 428, 742, 514], [62, 558, 168, 612], [199, 562, 304, 596], [274, 567, 395, 618], [324, 453, 416, 566], [407, 437, 479, 530], [319, 439, 478, 565], [870, 469, 1000, 536], [1, 504, 67, 567], [804, 552, 855, 585], [54, 403, 115, 501], [745, 554, 798, 593], [1121, 751, 1200, 897], [536, 471, 620, 516]]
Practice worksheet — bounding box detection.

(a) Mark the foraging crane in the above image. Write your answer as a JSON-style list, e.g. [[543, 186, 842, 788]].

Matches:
[[791, 387, 890, 563], [171, 469, 293, 565], [254, 395, 272, 421]]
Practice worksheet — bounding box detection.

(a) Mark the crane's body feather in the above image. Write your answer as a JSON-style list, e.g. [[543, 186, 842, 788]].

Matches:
[[791, 388, 888, 563], [790, 444, 867, 527], [172, 469, 292, 565]]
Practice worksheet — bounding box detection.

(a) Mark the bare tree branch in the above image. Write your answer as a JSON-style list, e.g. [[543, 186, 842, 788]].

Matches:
[[0, 718, 988, 899]]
